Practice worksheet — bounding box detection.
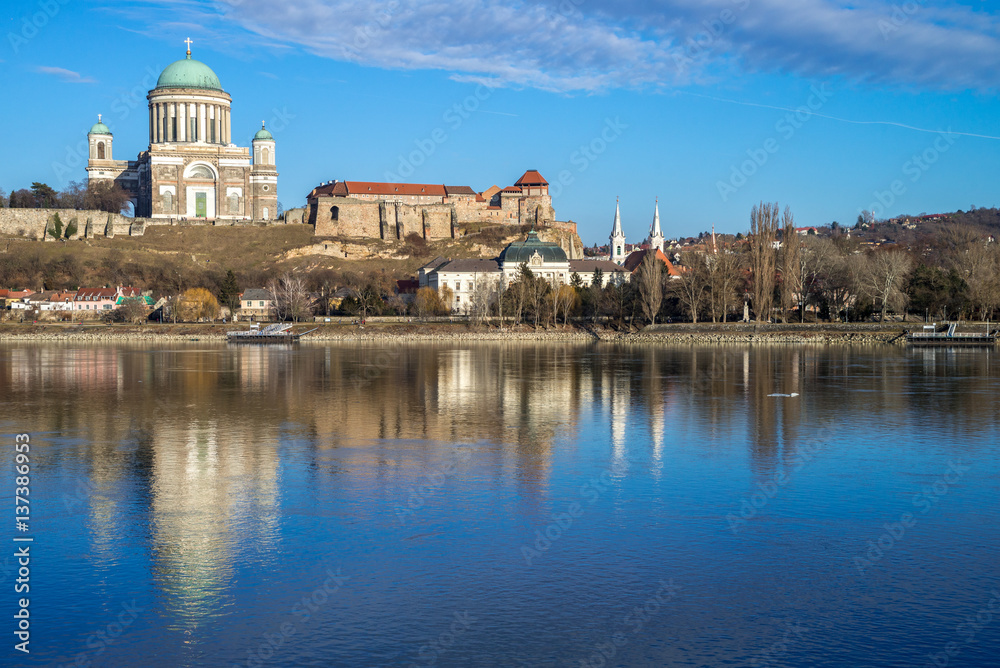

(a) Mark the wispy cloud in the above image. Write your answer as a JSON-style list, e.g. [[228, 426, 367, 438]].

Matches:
[[36, 66, 97, 84], [129, 0, 1000, 93]]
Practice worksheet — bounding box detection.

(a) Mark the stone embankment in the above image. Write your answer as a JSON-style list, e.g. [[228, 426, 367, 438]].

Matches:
[[0, 322, 921, 345]]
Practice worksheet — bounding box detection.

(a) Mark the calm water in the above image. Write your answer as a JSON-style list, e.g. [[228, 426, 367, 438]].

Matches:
[[2, 342, 999, 667]]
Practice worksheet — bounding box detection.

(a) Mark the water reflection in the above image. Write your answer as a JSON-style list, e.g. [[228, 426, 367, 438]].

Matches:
[[1, 342, 998, 666]]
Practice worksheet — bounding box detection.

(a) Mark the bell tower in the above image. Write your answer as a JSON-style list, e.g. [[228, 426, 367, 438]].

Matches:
[[251, 121, 278, 221], [88, 114, 113, 164], [609, 198, 626, 264]]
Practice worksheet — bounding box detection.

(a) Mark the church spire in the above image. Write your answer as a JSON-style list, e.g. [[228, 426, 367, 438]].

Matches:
[[648, 197, 665, 253], [609, 197, 626, 265], [611, 197, 623, 236]]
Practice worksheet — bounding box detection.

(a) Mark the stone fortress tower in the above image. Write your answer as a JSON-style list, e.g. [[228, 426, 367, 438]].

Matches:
[[86, 39, 277, 222]]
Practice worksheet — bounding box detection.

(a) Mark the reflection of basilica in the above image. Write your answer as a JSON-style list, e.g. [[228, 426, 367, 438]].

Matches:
[[7, 341, 986, 633]]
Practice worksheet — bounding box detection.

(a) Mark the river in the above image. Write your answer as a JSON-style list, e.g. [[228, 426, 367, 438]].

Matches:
[[1, 342, 998, 667]]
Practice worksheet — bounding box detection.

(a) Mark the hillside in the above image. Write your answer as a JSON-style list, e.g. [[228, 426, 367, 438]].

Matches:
[[0, 223, 582, 295]]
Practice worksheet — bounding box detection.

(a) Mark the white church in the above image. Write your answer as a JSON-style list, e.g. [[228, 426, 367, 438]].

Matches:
[[608, 199, 666, 265]]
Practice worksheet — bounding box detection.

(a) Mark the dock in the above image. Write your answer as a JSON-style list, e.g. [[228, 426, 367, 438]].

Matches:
[[226, 323, 315, 343], [906, 323, 996, 347]]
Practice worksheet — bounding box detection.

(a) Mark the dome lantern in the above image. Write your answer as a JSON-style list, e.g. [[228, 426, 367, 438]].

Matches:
[[155, 39, 223, 91], [88, 113, 112, 136]]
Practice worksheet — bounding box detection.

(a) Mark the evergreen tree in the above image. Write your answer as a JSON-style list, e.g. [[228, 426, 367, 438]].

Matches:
[[218, 270, 242, 316]]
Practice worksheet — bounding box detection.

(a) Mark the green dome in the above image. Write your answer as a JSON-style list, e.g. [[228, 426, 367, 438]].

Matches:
[[499, 231, 568, 265], [155, 55, 223, 91], [88, 120, 111, 135], [253, 123, 273, 141]]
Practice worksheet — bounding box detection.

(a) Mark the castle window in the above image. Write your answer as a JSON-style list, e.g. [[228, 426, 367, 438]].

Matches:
[[97, 142, 105, 160], [330, 206, 340, 221]]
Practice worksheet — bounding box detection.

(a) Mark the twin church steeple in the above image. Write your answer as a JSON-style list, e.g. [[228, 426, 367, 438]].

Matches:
[[608, 199, 667, 265]]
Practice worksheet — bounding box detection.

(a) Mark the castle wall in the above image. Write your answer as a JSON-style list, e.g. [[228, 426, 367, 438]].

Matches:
[[0, 207, 281, 241], [312, 197, 457, 241], [422, 206, 454, 240], [0, 208, 135, 240], [313, 197, 382, 238]]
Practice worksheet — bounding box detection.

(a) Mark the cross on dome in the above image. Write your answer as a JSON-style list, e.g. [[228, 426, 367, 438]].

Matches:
[[98, 114, 102, 123], [184, 37, 193, 57]]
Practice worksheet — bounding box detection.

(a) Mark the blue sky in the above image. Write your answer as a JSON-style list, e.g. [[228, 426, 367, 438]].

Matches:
[[4, 0, 1000, 243]]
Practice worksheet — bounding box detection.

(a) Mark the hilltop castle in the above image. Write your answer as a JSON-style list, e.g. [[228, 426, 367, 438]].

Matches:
[[86, 40, 277, 223], [306, 170, 563, 241]]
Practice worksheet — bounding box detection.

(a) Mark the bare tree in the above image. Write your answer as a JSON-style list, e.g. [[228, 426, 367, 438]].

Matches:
[[670, 253, 709, 323], [779, 206, 801, 323], [749, 201, 780, 321], [706, 245, 744, 323], [119, 297, 150, 324], [952, 236, 1000, 321], [858, 250, 913, 321], [552, 284, 579, 327], [637, 252, 663, 325], [469, 275, 496, 326], [269, 273, 311, 322]]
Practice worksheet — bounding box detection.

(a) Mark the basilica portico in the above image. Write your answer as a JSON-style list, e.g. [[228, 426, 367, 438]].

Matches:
[[86, 39, 277, 222]]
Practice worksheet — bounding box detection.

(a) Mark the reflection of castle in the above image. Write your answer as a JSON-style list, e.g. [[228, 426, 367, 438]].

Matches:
[[86, 40, 277, 221]]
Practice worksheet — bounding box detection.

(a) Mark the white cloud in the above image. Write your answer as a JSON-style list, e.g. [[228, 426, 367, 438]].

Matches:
[[36, 66, 97, 84], [156, 0, 1000, 92]]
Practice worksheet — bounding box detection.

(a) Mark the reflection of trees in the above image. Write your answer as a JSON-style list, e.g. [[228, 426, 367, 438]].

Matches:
[[6, 340, 1000, 626]]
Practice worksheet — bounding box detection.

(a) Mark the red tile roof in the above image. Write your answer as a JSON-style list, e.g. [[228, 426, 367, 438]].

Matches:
[[515, 170, 548, 187], [501, 186, 522, 194], [444, 185, 477, 196], [77, 288, 117, 300], [76, 287, 139, 301], [311, 180, 453, 198], [1, 289, 35, 299], [623, 249, 680, 276], [346, 181, 446, 196]]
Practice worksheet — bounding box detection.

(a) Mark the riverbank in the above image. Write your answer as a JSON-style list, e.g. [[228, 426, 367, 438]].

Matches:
[[0, 321, 929, 344]]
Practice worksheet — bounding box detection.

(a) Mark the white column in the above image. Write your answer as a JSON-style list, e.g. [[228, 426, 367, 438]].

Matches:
[[148, 105, 153, 145], [225, 108, 231, 144], [179, 102, 187, 142]]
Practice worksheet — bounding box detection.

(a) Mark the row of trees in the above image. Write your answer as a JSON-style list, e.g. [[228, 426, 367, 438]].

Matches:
[[2, 181, 132, 213], [664, 202, 1000, 323]]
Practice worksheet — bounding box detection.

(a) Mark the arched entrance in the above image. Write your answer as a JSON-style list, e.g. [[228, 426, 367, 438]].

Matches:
[[184, 163, 217, 218]]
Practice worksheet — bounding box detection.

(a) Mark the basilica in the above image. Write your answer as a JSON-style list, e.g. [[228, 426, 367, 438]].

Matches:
[[85, 41, 277, 222]]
